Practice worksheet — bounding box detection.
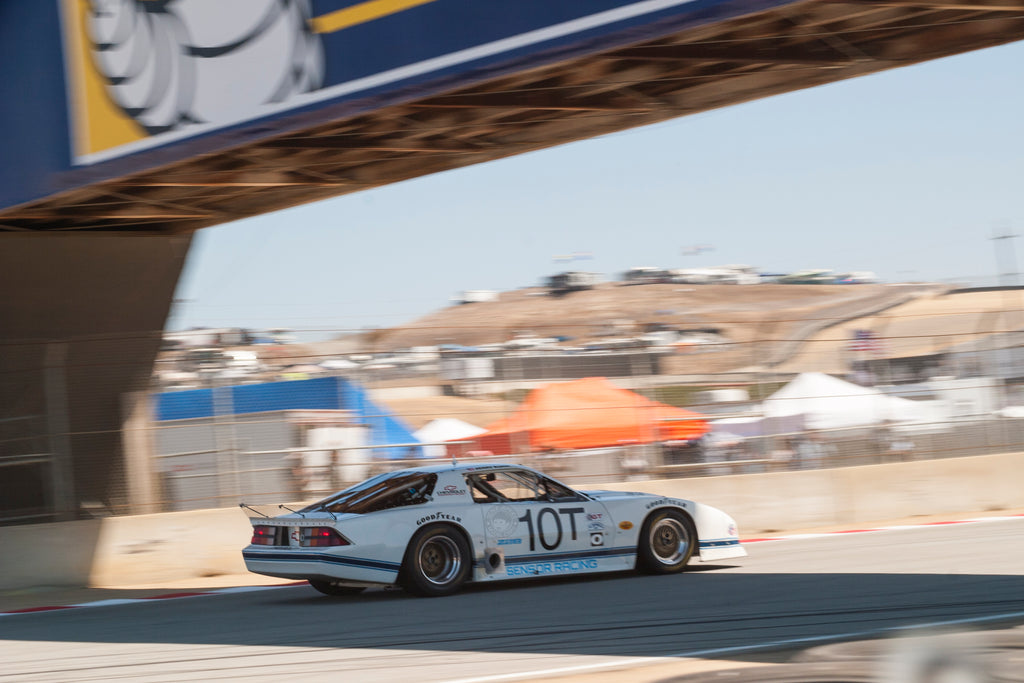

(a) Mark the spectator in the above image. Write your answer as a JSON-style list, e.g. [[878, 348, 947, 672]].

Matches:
[[537, 446, 571, 479], [889, 436, 915, 461], [329, 449, 343, 492], [620, 443, 649, 481], [284, 453, 308, 497], [770, 437, 797, 471], [795, 432, 834, 470]]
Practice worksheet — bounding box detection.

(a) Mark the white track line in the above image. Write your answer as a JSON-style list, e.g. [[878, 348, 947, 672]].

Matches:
[[443, 609, 1024, 683]]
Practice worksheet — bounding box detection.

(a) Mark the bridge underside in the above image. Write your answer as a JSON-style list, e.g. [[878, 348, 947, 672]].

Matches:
[[3, 0, 1023, 235]]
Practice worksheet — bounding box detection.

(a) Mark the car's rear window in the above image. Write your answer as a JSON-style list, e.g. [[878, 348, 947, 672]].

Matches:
[[301, 471, 438, 514]]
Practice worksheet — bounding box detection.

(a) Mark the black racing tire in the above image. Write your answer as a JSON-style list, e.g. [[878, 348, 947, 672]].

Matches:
[[307, 579, 366, 596], [637, 508, 696, 574], [401, 525, 471, 597]]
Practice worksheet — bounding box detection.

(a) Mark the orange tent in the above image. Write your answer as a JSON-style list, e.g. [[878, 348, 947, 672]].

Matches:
[[450, 377, 708, 455]]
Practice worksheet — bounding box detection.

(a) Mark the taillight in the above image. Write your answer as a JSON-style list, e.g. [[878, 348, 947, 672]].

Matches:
[[302, 527, 348, 547], [251, 525, 276, 546]]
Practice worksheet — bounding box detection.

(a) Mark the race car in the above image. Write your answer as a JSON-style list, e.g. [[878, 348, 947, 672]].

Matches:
[[242, 462, 745, 597]]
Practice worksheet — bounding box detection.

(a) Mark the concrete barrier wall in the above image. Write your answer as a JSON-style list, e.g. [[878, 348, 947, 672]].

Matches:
[[0, 508, 253, 591], [87, 507, 254, 587], [597, 452, 1024, 533], [2, 453, 1022, 590], [0, 518, 103, 589]]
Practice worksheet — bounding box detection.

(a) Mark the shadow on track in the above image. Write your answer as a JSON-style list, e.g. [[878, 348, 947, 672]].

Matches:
[[3, 570, 1024, 664]]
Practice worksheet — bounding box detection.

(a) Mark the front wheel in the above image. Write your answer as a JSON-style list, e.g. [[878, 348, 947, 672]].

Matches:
[[637, 509, 696, 574], [401, 525, 471, 597], [308, 579, 366, 596]]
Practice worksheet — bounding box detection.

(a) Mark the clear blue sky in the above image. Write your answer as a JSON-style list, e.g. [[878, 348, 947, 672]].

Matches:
[[170, 41, 1024, 341]]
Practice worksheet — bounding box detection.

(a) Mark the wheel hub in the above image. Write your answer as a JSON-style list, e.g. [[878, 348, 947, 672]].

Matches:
[[650, 518, 689, 565], [420, 536, 461, 584]]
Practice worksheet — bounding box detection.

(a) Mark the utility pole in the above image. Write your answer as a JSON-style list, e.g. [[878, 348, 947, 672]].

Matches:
[[990, 227, 1020, 287], [989, 228, 1023, 388]]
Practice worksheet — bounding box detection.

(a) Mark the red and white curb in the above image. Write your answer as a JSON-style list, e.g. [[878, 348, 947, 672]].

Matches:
[[3, 514, 1024, 617], [0, 582, 306, 617], [741, 512, 1024, 544]]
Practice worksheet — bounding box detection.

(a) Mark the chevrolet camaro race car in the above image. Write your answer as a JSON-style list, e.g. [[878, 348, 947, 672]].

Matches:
[[242, 462, 746, 597]]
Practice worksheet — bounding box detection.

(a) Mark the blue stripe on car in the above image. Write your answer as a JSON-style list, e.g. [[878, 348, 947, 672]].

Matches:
[[243, 550, 400, 573], [699, 538, 742, 548]]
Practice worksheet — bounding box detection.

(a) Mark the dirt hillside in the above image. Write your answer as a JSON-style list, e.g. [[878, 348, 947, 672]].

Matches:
[[776, 289, 1024, 374], [372, 282, 940, 373]]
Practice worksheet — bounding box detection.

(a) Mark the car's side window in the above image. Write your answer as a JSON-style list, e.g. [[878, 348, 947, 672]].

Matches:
[[541, 477, 585, 502], [467, 474, 506, 503], [465, 470, 587, 504], [489, 471, 544, 501], [466, 471, 543, 502]]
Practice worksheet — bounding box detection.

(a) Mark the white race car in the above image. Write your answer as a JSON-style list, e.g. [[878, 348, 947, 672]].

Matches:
[[242, 462, 746, 597]]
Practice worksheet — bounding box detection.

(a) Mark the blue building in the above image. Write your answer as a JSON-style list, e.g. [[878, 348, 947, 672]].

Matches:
[[156, 376, 421, 461]]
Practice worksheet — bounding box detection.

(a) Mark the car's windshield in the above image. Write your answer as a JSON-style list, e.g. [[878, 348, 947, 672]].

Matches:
[[300, 471, 438, 514]]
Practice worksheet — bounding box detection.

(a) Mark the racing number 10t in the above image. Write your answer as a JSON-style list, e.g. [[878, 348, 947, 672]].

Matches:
[[517, 507, 584, 551]]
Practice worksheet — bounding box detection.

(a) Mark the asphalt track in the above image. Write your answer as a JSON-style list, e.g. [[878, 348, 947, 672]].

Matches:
[[2, 519, 1024, 682]]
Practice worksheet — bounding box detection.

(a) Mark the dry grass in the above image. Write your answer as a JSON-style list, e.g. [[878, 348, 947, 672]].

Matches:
[[777, 289, 1024, 374], [378, 283, 887, 345], [373, 283, 939, 373]]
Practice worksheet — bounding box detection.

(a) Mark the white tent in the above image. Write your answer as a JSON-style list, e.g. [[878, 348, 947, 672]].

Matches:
[[320, 358, 358, 370], [413, 418, 487, 458], [710, 413, 806, 439], [763, 372, 940, 430]]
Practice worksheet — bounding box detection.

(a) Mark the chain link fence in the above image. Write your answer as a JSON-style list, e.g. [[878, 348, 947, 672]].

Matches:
[[6, 304, 1024, 524]]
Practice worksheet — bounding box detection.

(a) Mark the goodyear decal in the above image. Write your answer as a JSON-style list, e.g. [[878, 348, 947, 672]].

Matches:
[[645, 497, 690, 510], [416, 512, 461, 526]]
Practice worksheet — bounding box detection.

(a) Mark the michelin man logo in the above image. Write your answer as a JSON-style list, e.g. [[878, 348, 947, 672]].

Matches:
[[85, 0, 324, 134], [485, 507, 520, 537]]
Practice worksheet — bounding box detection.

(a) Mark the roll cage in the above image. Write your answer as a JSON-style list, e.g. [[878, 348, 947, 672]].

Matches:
[[463, 468, 587, 504]]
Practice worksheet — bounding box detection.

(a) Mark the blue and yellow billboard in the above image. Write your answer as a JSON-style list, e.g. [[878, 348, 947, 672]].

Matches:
[[0, 0, 791, 210]]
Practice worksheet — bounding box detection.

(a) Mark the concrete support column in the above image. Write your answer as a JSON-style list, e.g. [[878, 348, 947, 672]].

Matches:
[[0, 232, 193, 521], [43, 342, 75, 521], [122, 391, 159, 515]]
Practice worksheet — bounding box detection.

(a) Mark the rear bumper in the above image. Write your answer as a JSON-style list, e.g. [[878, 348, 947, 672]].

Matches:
[[242, 547, 401, 584]]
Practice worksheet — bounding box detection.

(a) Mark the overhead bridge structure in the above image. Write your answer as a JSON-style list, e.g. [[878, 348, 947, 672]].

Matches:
[[2, 0, 1023, 522]]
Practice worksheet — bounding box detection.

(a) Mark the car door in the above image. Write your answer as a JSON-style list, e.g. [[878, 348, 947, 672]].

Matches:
[[465, 469, 610, 576]]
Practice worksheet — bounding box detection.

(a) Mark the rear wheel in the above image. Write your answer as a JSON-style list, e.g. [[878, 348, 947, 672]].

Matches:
[[401, 525, 471, 597], [638, 509, 696, 574], [308, 579, 366, 596]]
